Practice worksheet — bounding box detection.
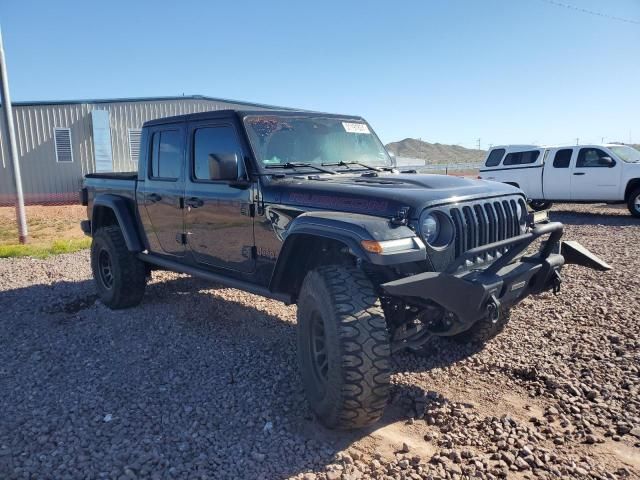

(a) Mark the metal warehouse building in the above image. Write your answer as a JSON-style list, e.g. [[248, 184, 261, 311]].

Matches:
[[0, 95, 280, 205]]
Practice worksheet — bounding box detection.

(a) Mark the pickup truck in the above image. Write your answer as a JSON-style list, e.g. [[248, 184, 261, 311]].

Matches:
[[479, 144, 640, 217], [81, 109, 610, 430]]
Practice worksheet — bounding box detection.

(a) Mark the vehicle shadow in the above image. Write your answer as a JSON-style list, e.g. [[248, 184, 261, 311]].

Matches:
[[549, 208, 638, 227], [0, 274, 465, 480]]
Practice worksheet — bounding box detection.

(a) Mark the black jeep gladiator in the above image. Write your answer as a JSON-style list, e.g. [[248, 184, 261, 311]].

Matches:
[[81, 109, 610, 430]]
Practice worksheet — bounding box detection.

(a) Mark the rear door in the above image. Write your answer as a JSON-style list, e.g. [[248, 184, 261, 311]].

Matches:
[[142, 125, 186, 256], [184, 119, 256, 273], [571, 147, 621, 200], [542, 148, 574, 200]]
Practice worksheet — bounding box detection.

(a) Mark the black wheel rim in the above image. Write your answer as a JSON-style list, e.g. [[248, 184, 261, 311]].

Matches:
[[98, 249, 114, 289], [309, 310, 329, 392]]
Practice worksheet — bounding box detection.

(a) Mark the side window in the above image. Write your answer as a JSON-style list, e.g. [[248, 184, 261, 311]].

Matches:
[[577, 148, 610, 168], [552, 149, 573, 168], [193, 126, 244, 181], [485, 148, 505, 167], [503, 150, 540, 166], [150, 130, 183, 179]]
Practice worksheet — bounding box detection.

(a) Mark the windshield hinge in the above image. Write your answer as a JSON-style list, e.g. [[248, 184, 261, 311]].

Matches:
[[390, 207, 410, 226], [177, 233, 188, 245]]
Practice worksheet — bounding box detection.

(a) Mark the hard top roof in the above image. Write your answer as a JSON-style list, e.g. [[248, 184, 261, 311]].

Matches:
[[143, 109, 365, 127]]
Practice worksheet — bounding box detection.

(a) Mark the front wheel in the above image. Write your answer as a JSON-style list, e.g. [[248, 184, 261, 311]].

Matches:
[[91, 225, 146, 309], [528, 200, 553, 212], [627, 187, 640, 218], [297, 265, 391, 430]]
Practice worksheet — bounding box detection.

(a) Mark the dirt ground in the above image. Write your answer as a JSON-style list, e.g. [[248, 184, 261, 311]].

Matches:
[[0, 205, 87, 245], [0, 203, 638, 479]]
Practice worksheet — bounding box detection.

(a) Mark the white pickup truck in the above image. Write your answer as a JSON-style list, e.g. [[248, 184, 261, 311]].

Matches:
[[479, 144, 640, 217]]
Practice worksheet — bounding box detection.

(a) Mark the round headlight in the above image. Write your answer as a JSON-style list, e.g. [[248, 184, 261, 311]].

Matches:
[[419, 211, 454, 248], [421, 214, 440, 245]]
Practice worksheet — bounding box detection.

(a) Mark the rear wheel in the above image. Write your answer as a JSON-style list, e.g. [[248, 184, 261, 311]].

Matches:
[[297, 265, 391, 429], [627, 187, 640, 218], [528, 200, 553, 211], [91, 225, 146, 309]]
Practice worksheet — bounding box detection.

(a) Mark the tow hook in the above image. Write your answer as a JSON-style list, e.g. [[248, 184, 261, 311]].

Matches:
[[552, 271, 562, 294], [486, 294, 501, 324]]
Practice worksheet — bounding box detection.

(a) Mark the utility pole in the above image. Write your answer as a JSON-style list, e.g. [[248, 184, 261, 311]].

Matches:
[[576, 138, 580, 146], [477, 138, 481, 150], [0, 27, 28, 243]]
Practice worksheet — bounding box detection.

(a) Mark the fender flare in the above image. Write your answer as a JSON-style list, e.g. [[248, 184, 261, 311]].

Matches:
[[92, 194, 144, 252], [269, 211, 426, 292]]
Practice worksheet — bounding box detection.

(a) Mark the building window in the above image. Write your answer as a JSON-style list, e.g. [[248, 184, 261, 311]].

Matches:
[[54, 128, 73, 163], [128, 129, 142, 164]]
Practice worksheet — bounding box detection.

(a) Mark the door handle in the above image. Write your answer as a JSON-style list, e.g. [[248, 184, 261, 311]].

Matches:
[[185, 197, 204, 208], [573, 172, 585, 176], [147, 193, 162, 203]]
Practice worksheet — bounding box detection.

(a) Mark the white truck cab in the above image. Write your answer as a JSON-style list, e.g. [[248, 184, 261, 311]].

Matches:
[[479, 144, 640, 217]]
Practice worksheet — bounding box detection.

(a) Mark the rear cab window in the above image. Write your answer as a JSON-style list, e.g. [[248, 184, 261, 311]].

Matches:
[[485, 148, 505, 167], [150, 130, 183, 180], [552, 149, 573, 168]]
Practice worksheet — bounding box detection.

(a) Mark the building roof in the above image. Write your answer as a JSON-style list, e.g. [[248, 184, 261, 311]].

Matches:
[[8, 94, 292, 110]]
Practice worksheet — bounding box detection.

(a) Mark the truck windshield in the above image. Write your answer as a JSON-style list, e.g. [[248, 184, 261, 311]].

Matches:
[[243, 115, 392, 170], [609, 145, 640, 163]]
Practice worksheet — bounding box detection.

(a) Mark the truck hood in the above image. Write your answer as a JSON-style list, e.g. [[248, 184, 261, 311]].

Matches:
[[262, 172, 523, 218]]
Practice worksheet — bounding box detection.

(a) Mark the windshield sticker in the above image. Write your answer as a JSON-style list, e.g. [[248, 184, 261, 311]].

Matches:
[[342, 122, 370, 134], [247, 117, 293, 139]]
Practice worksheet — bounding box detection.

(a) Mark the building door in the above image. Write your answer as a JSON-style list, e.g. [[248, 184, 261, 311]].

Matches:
[[143, 126, 186, 256], [184, 120, 255, 273]]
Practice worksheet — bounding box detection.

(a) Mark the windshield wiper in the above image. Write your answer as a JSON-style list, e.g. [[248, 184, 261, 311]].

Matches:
[[322, 161, 394, 172], [264, 162, 336, 175]]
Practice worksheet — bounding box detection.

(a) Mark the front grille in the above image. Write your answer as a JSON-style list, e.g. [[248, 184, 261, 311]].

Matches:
[[449, 197, 524, 258]]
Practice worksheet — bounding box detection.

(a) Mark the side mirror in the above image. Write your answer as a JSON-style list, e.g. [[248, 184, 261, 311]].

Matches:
[[207, 152, 240, 181], [599, 156, 615, 167]]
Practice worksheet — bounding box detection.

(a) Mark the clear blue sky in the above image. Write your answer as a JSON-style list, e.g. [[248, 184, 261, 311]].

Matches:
[[1, 0, 639, 147]]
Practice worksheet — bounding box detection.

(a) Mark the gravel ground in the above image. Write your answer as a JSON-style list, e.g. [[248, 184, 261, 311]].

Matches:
[[0, 204, 638, 479]]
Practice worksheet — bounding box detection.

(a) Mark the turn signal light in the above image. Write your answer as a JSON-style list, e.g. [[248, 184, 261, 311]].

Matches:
[[361, 240, 384, 254]]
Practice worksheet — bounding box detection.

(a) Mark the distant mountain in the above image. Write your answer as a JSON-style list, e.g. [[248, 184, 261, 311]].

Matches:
[[385, 138, 486, 165]]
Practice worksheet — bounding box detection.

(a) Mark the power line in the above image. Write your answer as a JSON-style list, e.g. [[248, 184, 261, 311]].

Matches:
[[537, 0, 640, 25]]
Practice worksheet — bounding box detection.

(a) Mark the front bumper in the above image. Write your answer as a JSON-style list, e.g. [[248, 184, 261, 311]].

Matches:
[[381, 222, 610, 335]]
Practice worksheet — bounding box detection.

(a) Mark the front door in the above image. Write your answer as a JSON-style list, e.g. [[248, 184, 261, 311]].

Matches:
[[143, 125, 186, 256], [571, 147, 621, 201], [542, 148, 574, 200], [184, 120, 255, 273]]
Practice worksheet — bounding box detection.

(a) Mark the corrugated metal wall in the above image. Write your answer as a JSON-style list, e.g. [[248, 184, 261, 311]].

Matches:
[[0, 98, 268, 205]]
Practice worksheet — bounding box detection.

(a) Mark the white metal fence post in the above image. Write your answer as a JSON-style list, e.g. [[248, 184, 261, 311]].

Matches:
[[0, 26, 29, 243]]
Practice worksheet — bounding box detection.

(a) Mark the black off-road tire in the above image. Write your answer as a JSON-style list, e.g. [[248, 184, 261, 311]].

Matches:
[[528, 200, 553, 212], [91, 225, 146, 309], [297, 265, 391, 430], [627, 187, 640, 218], [452, 309, 511, 345]]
